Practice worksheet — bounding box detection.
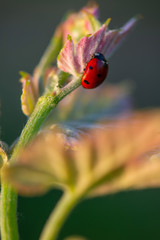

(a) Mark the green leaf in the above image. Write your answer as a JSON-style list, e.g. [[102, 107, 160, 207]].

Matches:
[[19, 71, 29, 78]]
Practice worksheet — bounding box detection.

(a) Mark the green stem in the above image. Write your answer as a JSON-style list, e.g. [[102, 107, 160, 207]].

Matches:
[[34, 28, 62, 89], [0, 183, 18, 240], [1, 77, 82, 240], [12, 77, 82, 161], [40, 191, 80, 240]]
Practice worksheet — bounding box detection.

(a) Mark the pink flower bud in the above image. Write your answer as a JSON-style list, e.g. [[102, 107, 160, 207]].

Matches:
[[58, 16, 139, 77], [62, 3, 100, 44]]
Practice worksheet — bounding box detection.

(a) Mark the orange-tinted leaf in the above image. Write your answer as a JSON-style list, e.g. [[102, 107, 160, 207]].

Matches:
[[3, 110, 160, 197]]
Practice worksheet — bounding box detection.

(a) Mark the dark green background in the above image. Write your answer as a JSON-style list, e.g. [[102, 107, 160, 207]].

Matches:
[[1, 0, 160, 239]]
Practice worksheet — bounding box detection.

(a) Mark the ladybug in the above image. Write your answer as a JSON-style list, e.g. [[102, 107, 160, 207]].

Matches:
[[81, 52, 109, 89]]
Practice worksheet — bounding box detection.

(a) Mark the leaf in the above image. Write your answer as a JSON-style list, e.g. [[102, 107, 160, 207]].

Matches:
[[0, 144, 8, 168], [88, 110, 160, 196], [57, 36, 80, 76], [3, 133, 76, 196], [0, 143, 8, 180], [57, 16, 139, 75], [3, 110, 160, 197], [104, 16, 140, 58], [75, 23, 108, 73], [3, 165, 55, 196], [43, 83, 131, 137], [20, 76, 37, 116]]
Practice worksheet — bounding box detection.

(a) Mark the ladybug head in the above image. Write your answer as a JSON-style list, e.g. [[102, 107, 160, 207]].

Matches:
[[93, 52, 108, 63]]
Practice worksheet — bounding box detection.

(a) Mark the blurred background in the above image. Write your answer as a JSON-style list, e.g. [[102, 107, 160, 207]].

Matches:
[[1, 0, 160, 239]]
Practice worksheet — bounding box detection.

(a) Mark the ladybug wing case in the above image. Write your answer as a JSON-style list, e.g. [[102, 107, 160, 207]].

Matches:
[[82, 57, 109, 89]]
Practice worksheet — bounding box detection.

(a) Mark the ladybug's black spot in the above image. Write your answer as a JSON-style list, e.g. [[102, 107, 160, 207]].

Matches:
[[89, 66, 93, 70], [84, 80, 89, 84], [97, 74, 101, 77]]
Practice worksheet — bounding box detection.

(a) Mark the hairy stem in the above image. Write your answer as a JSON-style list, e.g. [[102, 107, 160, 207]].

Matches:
[[40, 191, 80, 240], [0, 183, 18, 240], [1, 77, 82, 240], [1, 25, 63, 240], [12, 77, 82, 160]]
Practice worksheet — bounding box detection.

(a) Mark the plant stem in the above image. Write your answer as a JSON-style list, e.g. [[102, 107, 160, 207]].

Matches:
[[0, 183, 18, 240], [1, 25, 63, 240], [34, 28, 62, 90], [11, 77, 82, 161], [40, 191, 80, 240], [1, 77, 82, 240]]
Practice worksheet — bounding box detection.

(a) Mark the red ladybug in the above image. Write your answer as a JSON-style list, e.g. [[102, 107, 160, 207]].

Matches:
[[81, 52, 109, 89]]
